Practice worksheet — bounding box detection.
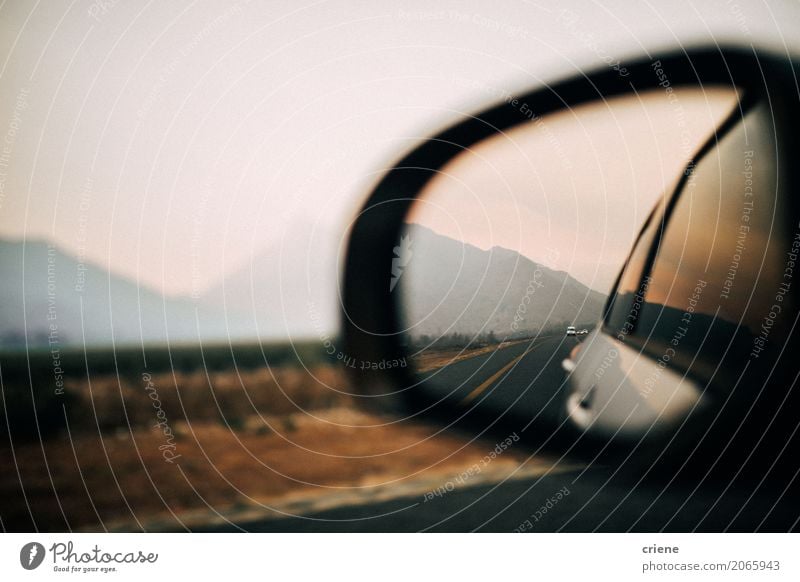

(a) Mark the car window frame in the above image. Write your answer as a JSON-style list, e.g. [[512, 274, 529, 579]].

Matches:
[[600, 91, 757, 348]]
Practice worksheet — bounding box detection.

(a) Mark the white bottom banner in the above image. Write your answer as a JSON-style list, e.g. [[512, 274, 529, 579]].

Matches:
[[0, 533, 797, 581]]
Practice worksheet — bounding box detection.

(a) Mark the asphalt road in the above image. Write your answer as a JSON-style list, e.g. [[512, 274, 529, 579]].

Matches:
[[416, 334, 575, 425], [199, 336, 800, 532], [200, 466, 800, 532]]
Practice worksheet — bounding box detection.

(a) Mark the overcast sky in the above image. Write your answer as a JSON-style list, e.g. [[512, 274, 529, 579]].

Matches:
[[0, 0, 798, 302]]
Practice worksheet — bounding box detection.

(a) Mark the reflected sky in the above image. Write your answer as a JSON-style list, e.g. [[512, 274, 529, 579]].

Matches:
[[406, 88, 737, 294]]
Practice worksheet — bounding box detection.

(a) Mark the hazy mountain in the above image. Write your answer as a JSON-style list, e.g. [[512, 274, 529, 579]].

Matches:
[[198, 219, 339, 341], [399, 224, 606, 339], [0, 238, 252, 348], [0, 217, 340, 348]]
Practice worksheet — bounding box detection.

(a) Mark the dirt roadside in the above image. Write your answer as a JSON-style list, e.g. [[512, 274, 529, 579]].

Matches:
[[0, 406, 561, 531]]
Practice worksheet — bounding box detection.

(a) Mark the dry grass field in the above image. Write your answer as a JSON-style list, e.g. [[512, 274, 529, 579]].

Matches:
[[0, 353, 535, 531]]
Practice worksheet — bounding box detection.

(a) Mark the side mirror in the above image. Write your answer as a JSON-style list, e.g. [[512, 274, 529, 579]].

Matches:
[[341, 48, 800, 470]]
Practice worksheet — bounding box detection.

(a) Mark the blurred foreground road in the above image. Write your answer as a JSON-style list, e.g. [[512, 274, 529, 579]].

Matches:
[[199, 464, 800, 532]]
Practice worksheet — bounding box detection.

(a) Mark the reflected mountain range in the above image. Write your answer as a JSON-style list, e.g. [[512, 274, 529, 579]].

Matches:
[[400, 224, 606, 340]]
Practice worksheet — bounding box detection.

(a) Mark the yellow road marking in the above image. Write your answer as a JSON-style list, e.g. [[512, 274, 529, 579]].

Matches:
[[460, 346, 535, 405]]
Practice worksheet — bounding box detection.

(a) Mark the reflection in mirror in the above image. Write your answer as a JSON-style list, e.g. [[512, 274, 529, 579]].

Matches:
[[393, 87, 739, 431], [625, 100, 783, 384]]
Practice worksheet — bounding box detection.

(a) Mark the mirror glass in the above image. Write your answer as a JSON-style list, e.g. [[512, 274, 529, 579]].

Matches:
[[393, 87, 739, 430]]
